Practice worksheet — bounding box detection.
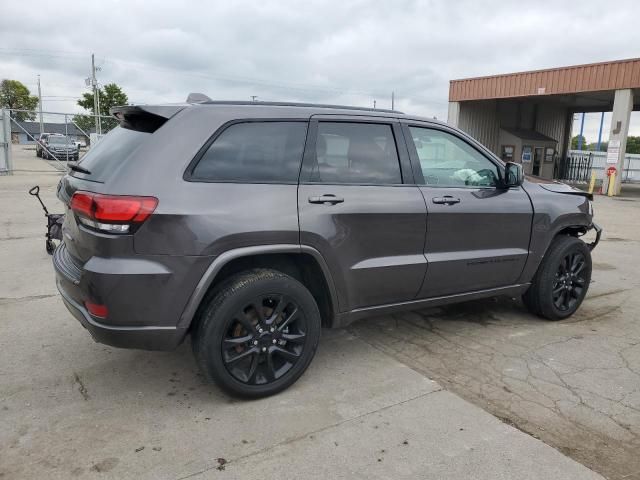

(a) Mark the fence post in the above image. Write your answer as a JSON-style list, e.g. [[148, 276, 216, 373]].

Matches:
[[0, 108, 13, 175]]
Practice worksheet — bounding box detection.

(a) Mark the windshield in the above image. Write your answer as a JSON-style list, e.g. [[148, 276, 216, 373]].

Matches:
[[49, 136, 71, 145]]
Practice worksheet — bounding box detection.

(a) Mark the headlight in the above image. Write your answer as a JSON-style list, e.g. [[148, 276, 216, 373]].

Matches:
[[588, 200, 594, 218]]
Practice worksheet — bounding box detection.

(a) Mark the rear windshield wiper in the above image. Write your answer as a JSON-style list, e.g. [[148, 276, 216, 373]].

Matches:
[[68, 162, 91, 175]]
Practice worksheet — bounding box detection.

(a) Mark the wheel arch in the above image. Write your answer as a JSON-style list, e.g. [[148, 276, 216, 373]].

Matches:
[[518, 215, 593, 285], [178, 245, 340, 331]]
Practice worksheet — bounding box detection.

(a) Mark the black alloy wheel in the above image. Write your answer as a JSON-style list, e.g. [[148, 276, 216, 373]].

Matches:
[[522, 235, 592, 320], [552, 251, 587, 312], [193, 269, 321, 398], [222, 294, 307, 385]]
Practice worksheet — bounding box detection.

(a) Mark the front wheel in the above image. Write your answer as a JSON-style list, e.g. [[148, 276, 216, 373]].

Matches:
[[192, 269, 321, 398], [523, 235, 592, 320]]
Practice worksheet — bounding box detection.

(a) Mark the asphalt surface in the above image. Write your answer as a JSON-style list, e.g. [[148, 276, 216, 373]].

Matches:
[[1, 146, 634, 479]]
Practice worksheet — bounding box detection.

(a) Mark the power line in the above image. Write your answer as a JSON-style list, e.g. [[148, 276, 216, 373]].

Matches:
[[0, 47, 447, 109]]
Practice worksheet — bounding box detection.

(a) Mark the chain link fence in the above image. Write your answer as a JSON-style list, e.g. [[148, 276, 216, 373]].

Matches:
[[1, 108, 114, 174]]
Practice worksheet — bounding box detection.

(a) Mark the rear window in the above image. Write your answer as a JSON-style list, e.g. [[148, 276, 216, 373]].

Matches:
[[189, 122, 308, 183], [75, 127, 149, 181]]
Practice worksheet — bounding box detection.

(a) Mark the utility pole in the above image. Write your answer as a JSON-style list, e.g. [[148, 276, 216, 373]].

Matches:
[[373, 99, 376, 109], [91, 54, 102, 135], [37, 75, 44, 136], [391, 91, 394, 110], [250, 95, 258, 102]]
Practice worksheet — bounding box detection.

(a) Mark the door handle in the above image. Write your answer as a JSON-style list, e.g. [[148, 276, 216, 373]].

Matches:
[[432, 196, 461, 205], [308, 194, 344, 205]]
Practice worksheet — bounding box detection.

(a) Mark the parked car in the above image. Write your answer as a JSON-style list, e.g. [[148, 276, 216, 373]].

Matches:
[[53, 98, 601, 398], [41, 135, 79, 161], [35, 133, 56, 157]]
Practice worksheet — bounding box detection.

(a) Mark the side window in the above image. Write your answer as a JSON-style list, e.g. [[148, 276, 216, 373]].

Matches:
[[409, 127, 499, 187], [309, 122, 402, 184], [190, 122, 307, 182]]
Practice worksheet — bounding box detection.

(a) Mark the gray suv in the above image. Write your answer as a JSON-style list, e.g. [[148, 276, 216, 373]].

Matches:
[[53, 98, 601, 398], [40, 134, 79, 161]]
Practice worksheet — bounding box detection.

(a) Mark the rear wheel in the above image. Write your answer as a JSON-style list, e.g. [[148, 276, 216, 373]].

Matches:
[[523, 235, 592, 320], [193, 269, 321, 398]]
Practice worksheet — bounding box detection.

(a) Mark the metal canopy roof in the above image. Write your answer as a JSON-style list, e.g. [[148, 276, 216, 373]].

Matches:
[[501, 128, 557, 142], [449, 58, 640, 103]]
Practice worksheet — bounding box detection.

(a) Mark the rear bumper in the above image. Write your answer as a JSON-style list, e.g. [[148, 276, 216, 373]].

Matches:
[[56, 282, 186, 350], [53, 243, 189, 351]]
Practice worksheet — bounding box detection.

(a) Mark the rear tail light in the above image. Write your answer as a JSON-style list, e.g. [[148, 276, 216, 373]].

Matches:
[[71, 191, 158, 234]]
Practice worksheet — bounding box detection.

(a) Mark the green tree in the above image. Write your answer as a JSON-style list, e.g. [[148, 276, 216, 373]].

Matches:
[[0, 79, 39, 121], [586, 141, 607, 152], [626, 136, 640, 154], [571, 135, 588, 150], [73, 83, 128, 134]]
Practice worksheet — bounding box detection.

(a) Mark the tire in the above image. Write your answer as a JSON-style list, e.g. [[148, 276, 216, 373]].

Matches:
[[523, 235, 592, 320], [193, 269, 321, 398]]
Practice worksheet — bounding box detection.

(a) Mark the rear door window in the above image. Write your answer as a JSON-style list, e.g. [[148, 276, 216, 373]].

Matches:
[[189, 122, 308, 183], [75, 127, 150, 181], [307, 122, 402, 184]]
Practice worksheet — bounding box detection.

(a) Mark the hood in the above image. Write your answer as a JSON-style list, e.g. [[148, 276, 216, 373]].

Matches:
[[48, 143, 77, 150], [525, 175, 593, 200]]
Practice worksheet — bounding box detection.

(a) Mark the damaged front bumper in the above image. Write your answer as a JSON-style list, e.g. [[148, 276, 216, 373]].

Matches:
[[587, 223, 602, 251]]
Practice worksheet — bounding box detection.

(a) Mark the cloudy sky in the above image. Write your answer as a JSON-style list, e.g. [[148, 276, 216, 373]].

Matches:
[[1, 0, 639, 140]]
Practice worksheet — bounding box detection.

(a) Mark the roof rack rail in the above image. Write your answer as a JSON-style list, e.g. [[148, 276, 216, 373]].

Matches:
[[200, 100, 403, 114]]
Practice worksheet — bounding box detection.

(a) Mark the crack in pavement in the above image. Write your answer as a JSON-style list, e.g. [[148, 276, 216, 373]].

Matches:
[[0, 294, 59, 305], [73, 372, 90, 401], [0, 235, 42, 241]]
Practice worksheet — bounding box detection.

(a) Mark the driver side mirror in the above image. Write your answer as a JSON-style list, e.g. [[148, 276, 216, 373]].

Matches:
[[503, 162, 523, 188]]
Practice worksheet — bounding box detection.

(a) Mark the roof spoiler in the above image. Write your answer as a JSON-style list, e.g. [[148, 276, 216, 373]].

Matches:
[[186, 92, 212, 103], [110, 105, 186, 133]]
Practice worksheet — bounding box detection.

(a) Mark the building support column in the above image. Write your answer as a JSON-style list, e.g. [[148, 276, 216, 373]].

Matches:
[[606, 89, 633, 195], [0, 109, 13, 175], [447, 101, 460, 128], [557, 109, 573, 177]]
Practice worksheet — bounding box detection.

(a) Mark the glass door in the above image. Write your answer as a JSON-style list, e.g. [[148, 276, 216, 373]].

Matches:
[[533, 147, 543, 176]]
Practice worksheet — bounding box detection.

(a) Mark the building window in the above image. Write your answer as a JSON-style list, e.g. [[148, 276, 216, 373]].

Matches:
[[544, 147, 555, 163], [501, 145, 515, 162]]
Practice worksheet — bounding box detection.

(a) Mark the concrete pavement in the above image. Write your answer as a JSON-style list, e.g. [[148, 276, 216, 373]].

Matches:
[[350, 190, 640, 480], [1, 146, 605, 479]]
